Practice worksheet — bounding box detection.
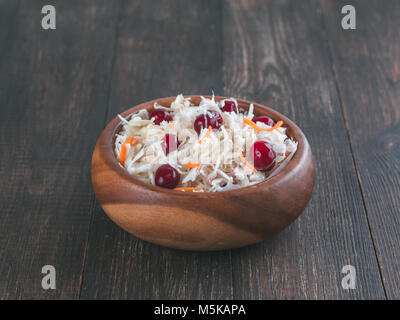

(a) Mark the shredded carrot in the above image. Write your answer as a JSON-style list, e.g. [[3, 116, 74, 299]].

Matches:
[[238, 151, 258, 173], [119, 144, 127, 166], [265, 120, 283, 131], [184, 162, 201, 168], [199, 126, 211, 144], [243, 118, 261, 131], [125, 136, 133, 144], [243, 118, 284, 132], [124, 136, 138, 146], [174, 187, 205, 192]]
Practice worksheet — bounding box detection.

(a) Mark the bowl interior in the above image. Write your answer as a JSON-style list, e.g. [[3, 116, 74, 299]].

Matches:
[[101, 95, 307, 196]]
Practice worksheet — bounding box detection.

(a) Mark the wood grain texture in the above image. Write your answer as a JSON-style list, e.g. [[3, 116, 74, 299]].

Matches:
[[1, 0, 396, 300], [320, 0, 400, 298], [0, 0, 120, 299], [91, 96, 314, 251], [80, 0, 234, 299], [222, 0, 385, 299]]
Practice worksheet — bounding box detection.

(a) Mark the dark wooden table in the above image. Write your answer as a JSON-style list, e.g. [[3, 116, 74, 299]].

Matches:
[[1, 0, 399, 300]]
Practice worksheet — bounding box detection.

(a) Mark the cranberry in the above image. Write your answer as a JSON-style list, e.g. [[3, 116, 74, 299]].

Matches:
[[161, 134, 179, 155], [194, 110, 223, 135], [250, 141, 276, 171], [149, 109, 173, 125], [155, 164, 180, 189], [222, 100, 238, 113], [253, 116, 275, 127]]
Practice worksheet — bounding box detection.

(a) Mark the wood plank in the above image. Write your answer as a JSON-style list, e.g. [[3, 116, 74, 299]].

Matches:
[[0, 1, 20, 61], [80, 0, 233, 299], [222, 0, 385, 299], [0, 0, 120, 299], [321, 0, 400, 299]]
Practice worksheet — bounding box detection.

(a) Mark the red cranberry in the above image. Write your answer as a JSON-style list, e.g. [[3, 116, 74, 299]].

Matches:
[[194, 110, 223, 135], [149, 109, 173, 125], [155, 164, 180, 189], [161, 134, 179, 155], [250, 141, 276, 171], [253, 116, 275, 127], [222, 100, 238, 113]]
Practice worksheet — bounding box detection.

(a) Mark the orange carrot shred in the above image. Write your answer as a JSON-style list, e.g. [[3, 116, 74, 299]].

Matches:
[[125, 136, 133, 144], [174, 187, 205, 192], [120, 144, 127, 166], [243, 118, 284, 132], [184, 162, 201, 168], [243, 118, 261, 131], [238, 151, 258, 173], [199, 126, 211, 144], [265, 120, 283, 131], [125, 136, 138, 146]]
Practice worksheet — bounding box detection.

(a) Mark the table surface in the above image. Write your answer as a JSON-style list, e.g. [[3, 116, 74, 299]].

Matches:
[[1, 0, 399, 300]]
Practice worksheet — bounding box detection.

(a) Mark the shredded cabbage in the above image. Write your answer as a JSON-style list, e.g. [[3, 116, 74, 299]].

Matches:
[[114, 94, 297, 192]]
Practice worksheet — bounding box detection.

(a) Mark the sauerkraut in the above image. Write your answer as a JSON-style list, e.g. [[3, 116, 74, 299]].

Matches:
[[114, 94, 297, 192]]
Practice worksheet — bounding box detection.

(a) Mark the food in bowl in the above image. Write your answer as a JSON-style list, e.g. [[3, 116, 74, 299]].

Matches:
[[114, 94, 297, 192]]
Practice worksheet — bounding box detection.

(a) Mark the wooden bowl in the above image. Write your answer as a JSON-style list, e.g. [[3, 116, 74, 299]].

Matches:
[[91, 96, 315, 251]]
